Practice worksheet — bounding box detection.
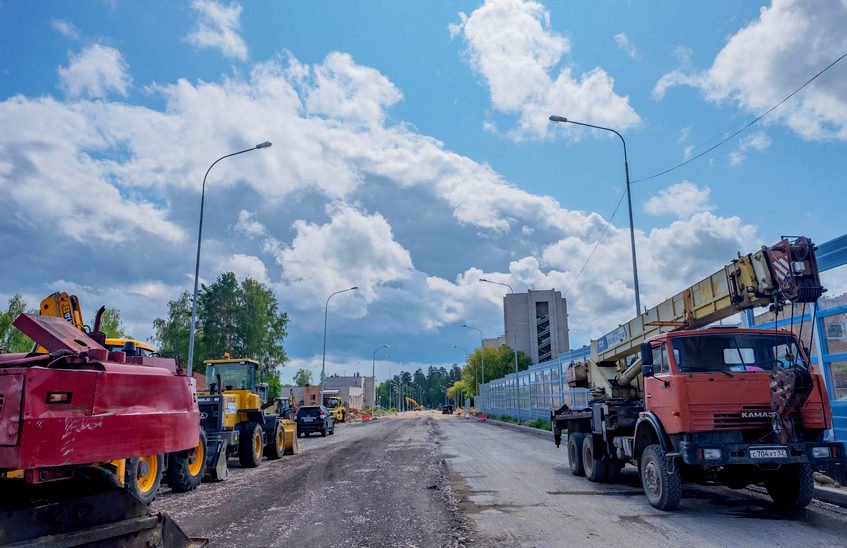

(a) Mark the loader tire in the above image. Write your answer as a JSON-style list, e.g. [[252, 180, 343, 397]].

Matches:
[[764, 463, 814, 509], [640, 444, 681, 511], [238, 422, 263, 468], [567, 433, 585, 476], [167, 429, 208, 492], [264, 421, 285, 460], [125, 454, 164, 505], [583, 435, 608, 483]]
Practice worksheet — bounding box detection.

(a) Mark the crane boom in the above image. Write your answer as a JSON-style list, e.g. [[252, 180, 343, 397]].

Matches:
[[569, 237, 823, 397]]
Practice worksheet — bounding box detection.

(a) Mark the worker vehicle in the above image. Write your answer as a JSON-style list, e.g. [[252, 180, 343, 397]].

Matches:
[[198, 357, 297, 479], [322, 391, 347, 422], [552, 237, 846, 511], [405, 396, 424, 410], [36, 292, 208, 499], [442, 405, 454, 415], [0, 312, 205, 545], [296, 405, 335, 437]]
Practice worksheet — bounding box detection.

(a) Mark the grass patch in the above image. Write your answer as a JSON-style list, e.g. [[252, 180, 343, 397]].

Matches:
[[526, 418, 552, 431]]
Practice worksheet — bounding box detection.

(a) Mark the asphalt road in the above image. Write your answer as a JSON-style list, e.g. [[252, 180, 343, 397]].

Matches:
[[155, 412, 847, 547], [441, 415, 847, 547], [153, 413, 469, 547]]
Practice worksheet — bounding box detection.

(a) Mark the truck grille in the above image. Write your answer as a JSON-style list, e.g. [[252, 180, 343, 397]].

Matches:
[[690, 404, 824, 431], [198, 396, 224, 432]]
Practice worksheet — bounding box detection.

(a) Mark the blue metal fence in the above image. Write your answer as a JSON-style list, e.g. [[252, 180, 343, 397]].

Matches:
[[479, 346, 590, 421]]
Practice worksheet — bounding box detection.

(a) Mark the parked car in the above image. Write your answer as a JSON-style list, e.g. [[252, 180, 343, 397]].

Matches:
[[296, 405, 335, 437], [442, 405, 454, 415]]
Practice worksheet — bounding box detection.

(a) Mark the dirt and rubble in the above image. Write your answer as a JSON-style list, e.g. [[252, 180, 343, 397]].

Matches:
[[154, 413, 470, 547]]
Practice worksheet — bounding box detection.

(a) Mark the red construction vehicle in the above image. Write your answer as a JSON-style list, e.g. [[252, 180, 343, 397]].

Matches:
[[0, 313, 204, 545], [552, 237, 846, 510]]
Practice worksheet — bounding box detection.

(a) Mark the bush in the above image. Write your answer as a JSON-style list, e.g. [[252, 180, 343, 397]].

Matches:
[[526, 418, 552, 431]]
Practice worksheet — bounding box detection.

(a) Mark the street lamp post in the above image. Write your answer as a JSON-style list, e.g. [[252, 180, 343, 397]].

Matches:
[[548, 115, 641, 317], [462, 324, 485, 406], [320, 287, 358, 402], [187, 141, 272, 376], [371, 344, 389, 409], [452, 344, 472, 395]]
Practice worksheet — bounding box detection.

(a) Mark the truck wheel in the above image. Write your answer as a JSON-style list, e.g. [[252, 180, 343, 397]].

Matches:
[[582, 435, 608, 483], [764, 463, 814, 508], [264, 422, 285, 460], [166, 429, 207, 492], [567, 433, 585, 476], [238, 422, 263, 468], [125, 454, 164, 504], [640, 444, 681, 511]]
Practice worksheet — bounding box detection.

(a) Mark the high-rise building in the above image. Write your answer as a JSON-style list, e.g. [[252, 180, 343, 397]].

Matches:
[[503, 289, 569, 364]]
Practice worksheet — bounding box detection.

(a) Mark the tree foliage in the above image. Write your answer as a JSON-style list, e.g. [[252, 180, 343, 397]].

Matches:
[[0, 294, 33, 353], [375, 364, 463, 409], [151, 274, 290, 393], [461, 345, 531, 395], [99, 308, 128, 339], [293, 368, 313, 387]]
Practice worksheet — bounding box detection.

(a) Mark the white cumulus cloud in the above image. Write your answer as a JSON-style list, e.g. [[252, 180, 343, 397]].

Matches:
[[644, 181, 715, 219], [653, 0, 847, 140], [185, 0, 249, 61], [57, 44, 131, 98], [451, 0, 640, 140]]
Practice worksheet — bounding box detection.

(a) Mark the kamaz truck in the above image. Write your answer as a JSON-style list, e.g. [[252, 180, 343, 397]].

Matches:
[[552, 237, 846, 510]]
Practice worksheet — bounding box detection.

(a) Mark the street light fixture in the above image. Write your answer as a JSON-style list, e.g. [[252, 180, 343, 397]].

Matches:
[[187, 141, 272, 375], [371, 344, 389, 408], [452, 344, 473, 393], [479, 278, 514, 294], [548, 115, 641, 317], [320, 286, 358, 401]]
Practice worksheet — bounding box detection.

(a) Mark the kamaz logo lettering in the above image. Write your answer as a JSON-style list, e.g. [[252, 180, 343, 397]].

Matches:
[[741, 411, 776, 419], [199, 412, 208, 419]]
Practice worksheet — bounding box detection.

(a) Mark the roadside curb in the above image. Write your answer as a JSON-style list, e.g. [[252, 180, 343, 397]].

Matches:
[[481, 418, 553, 440], [813, 485, 847, 508]]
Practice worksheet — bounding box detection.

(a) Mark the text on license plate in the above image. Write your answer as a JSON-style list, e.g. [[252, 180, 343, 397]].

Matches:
[[750, 449, 787, 459], [303, 417, 314, 422]]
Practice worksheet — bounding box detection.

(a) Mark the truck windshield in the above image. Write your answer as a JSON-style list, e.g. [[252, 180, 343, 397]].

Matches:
[[205, 363, 256, 391], [324, 398, 341, 408], [671, 333, 806, 374]]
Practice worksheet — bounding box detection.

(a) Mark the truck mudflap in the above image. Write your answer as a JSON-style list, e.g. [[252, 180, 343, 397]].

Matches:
[[677, 440, 846, 468], [0, 475, 207, 547]]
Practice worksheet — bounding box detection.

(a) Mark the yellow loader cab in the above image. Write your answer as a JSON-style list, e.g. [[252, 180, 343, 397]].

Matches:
[[104, 338, 156, 356], [198, 358, 297, 480]]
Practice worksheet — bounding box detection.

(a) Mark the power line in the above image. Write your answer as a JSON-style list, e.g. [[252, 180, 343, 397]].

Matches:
[[563, 189, 627, 297], [632, 49, 847, 184]]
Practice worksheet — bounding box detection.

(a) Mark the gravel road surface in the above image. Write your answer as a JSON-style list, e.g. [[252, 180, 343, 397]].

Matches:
[[153, 413, 468, 547], [155, 412, 847, 547]]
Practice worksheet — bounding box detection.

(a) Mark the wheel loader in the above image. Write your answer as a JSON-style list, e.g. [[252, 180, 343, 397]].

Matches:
[[199, 357, 298, 480]]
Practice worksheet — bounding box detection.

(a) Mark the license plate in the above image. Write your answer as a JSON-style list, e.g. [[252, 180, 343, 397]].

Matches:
[[750, 448, 787, 459], [303, 417, 314, 422]]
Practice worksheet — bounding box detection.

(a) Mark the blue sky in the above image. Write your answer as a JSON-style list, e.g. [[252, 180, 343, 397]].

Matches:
[[1, 0, 846, 383]]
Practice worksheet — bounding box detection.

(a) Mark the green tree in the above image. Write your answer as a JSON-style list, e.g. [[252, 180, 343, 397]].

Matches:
[[461, 345, 531, 394], [152, 274, 290, 378], [0, 294, 33, 353], [99, 308, 128, 338], [151, 291, 193, 366], [293, 368, 313, 386]]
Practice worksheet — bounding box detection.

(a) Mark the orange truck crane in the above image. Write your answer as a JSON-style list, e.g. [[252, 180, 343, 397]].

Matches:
[[552, 237, 846, 510]]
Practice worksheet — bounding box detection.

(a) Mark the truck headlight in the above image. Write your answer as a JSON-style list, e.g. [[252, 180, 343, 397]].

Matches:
[[812, 446, 830, 459], [703, 448, 722, 460]]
